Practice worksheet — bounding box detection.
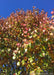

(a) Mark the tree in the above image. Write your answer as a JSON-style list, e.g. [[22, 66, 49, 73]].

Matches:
[[0, 7, 54, 75]]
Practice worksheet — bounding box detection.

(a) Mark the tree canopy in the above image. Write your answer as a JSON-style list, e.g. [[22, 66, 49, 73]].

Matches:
[[0, 7, 54, 75]]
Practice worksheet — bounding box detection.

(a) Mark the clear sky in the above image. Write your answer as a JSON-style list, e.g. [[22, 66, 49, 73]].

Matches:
[[0, 0, 54, 18]]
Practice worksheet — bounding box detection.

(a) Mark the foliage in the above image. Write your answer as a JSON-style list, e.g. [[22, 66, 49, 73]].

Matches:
[[0, 7, 54, 75]]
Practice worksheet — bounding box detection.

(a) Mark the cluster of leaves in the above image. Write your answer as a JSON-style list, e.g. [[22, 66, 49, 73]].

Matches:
[[0, 7, 54, 75]]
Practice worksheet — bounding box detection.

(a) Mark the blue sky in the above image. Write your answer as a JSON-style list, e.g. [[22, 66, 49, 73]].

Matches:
[[0, 0, 54, 18]]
